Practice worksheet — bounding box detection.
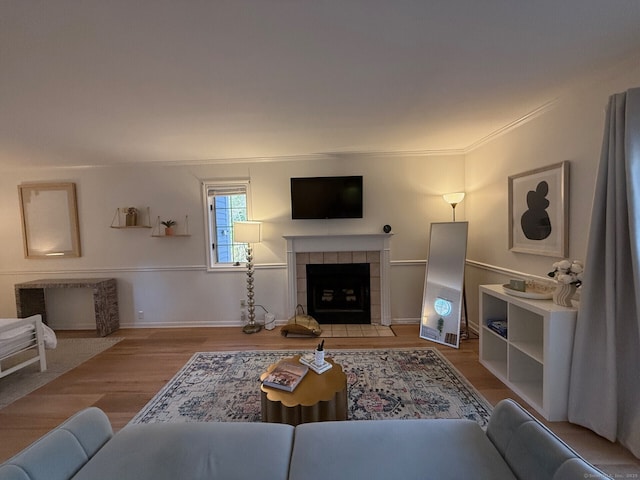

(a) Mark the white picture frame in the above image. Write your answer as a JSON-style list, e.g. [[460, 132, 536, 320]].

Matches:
[[508, 162, 568, 257]]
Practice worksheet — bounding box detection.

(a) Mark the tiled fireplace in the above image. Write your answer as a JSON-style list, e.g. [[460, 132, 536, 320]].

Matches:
[[305, 262, 371, 324], [284, 234, 392, 325]]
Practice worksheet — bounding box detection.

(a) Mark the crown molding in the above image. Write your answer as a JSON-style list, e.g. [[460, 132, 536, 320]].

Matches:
[[463, 98, 559, 154], [1, 98, 562, 172]]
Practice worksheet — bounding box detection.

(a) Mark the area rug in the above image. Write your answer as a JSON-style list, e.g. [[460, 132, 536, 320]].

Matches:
[[131, 348, 493, 427], [0, 336, 123, 409]]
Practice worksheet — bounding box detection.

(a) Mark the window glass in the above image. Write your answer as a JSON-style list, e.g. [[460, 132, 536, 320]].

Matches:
[[203, 181, 250, 268]]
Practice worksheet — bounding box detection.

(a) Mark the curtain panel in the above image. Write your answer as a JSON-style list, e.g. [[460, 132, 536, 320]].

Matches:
[[568, 88, 640, 458]]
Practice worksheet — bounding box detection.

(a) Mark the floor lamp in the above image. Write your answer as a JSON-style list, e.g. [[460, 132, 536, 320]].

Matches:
[[234, 221, 262, 334], [442, 192, 465, 222]]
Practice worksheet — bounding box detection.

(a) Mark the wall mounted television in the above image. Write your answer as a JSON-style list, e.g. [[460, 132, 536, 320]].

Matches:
[[290, 176, 363, 219]]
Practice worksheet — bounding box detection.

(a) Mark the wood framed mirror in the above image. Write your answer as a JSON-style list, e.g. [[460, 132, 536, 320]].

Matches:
[[419, 222, 468, 348], [18, 182, 81, 258]]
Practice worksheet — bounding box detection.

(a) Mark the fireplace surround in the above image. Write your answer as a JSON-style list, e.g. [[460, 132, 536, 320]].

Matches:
[[284, 234, 392, 325]]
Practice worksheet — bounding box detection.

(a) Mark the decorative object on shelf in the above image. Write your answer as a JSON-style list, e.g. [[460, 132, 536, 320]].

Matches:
[[553, 283, 577, 307], [383, 224, 392, 233], [442, 192, 465, 221], [486, 318, 508, 338], [233, 220, 262, 334], [151, 215, 190, 237], [111, 207, 151, 228], [548, 259, 583, 306], [502, 282, 554, 300], [508, 161, 569, 257], [125, 207, 138, 226], [161, 219, 176, 236]]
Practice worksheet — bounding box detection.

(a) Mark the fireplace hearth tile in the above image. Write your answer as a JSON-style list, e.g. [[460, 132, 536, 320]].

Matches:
[[352, 251, 367, 263], [336, 251, 351, 263], [313, 324, 395, 338], [309, 252, 323, 264]]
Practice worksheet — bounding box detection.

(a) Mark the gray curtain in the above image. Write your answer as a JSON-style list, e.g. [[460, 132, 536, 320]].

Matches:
[[568, 88, 640, 458]]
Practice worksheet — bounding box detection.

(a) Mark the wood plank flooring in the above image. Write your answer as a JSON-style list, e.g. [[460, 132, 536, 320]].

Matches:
[[0, 325, 638, 474]]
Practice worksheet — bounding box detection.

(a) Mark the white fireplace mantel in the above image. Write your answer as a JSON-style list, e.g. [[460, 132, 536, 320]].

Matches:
[[284, 234, 392, 325]]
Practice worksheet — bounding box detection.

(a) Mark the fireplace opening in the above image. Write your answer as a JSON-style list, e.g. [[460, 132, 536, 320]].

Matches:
[[306, 263, 370, 324]]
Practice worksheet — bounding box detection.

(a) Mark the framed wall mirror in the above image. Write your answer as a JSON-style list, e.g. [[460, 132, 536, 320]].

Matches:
[[420, 222, 468, 348], [18, 182, 81, 258]]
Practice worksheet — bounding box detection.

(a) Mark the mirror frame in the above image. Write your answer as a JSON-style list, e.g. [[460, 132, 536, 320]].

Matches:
[[18, 182, 81, 258], [419, 221, 468, 348]]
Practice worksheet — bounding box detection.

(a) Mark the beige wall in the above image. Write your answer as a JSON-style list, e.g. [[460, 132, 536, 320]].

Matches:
[[2, 57, 639, 332], [464, 58, 640, 330], [0, 153, 464, 328]]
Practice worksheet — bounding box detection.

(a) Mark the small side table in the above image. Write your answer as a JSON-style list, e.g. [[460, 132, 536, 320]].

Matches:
[[15, 278, 119, 337], [260, 355, 347, 426]]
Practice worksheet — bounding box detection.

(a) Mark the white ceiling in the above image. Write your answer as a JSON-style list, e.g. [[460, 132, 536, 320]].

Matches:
[[2, 1, 640, 169]]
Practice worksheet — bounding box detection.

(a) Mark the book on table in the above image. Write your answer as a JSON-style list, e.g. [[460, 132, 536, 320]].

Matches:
[[299, 354, 333, 374], [262, 360, 309, 392]]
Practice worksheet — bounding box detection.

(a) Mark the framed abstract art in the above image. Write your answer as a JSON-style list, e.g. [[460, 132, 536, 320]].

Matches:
[[508, 162, 569, 257]]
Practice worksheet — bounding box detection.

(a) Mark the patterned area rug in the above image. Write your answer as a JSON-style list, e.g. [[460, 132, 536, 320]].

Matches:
[[131, 348, 493, 427]]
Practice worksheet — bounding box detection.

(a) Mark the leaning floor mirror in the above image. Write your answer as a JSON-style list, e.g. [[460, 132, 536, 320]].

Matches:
[[420, 221, 468, 348]]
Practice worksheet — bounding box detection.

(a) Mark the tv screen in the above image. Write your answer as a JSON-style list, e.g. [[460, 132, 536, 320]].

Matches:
[[290, 176, 363, 219]]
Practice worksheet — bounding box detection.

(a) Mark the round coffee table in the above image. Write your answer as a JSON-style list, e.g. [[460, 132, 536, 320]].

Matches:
[[260, 355, 347, 426]]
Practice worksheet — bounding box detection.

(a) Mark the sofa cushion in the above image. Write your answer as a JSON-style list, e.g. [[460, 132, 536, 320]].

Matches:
[[72, 422, 294, 480], [288, 419, 517, 480], [486, 399, 605, 480], [0, 407, 112, 480]]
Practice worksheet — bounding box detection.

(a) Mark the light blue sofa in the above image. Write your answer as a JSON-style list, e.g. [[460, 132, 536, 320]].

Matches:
[[0, 399, 604, 480]]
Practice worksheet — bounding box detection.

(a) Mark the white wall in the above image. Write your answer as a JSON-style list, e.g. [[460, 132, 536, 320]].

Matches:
[[0, 153, 464, 329], [464, 58, 640, 329]]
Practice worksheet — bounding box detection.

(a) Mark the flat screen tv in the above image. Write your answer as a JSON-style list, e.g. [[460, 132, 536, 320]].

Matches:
[[290, 176, 363, 219]]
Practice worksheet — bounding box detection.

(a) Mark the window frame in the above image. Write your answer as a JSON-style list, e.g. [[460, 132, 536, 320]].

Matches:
[[202, 178, 252, 271]]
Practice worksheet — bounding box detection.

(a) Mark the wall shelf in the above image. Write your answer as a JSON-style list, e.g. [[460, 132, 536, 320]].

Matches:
[[478, 284, 577, 421], [110, 207, 151, 229], [151, 215, 191, 237]]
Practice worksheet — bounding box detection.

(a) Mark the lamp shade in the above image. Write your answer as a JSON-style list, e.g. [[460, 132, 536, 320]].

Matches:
[[443, 192, 465, 206], [234, 221, 262, 244]]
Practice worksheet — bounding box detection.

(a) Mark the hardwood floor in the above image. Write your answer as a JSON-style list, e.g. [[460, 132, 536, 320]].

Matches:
[[0, 325, 638, 474]]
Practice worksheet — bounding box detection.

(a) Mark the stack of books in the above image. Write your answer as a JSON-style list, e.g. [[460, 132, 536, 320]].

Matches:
[[299, 354, 333, 374], [262, 360, 309, 392], [487, 319, 508, 338]]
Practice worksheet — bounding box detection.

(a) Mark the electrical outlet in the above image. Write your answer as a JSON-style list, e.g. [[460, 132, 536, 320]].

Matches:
[[240, 309, 247, 323], [240, 299, 246, 307], [138, 310, 144, 320]]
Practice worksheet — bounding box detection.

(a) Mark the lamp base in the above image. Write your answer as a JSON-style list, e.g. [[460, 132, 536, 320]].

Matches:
[[242, 322, 262, 334]]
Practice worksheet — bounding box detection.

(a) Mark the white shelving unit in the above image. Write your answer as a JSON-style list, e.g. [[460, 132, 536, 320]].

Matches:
[[479, 284, 577, 421]]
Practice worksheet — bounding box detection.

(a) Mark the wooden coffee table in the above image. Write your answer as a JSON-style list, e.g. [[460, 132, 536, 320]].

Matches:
[[260, 355, 347, 426]]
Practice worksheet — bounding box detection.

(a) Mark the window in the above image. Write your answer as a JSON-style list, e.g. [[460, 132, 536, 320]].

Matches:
[[203, 180, 251, 268]]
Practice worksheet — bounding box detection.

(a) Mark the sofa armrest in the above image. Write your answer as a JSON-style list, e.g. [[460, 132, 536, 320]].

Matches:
[[486, 399, 605, 480], [0, 408, 113, 480]]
